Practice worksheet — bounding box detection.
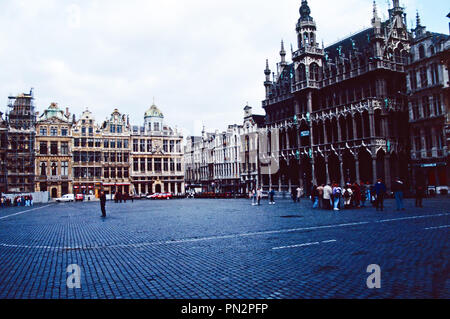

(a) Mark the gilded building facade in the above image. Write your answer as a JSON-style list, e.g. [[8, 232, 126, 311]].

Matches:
[[34, 103, 73, 198], [100, 109, 132, 195], [261, 0, 411, 193], [130, 104, 184, 195], [72, 109, 103, 197]]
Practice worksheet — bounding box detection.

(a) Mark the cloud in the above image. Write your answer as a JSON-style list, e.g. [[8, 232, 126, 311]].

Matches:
[[0, 0, 446, 136]]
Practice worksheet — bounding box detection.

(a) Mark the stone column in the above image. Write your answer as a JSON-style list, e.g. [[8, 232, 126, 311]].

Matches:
[[372, 157, 377, 184], [355, 159, 360, 183], [384, 154, 391, 191], [323, 122, 328, 144], [361, 114, 366, 139], [325, 157, 331, 185], [369, 110, 375, 137], [339, 155, 345, 186], [352, 115, 357, 140]]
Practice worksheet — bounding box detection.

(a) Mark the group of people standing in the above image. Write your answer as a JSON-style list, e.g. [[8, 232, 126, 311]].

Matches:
[[113, 192, 132, 204], [310, 177, 410, 211], [0, 195, 33, 208]]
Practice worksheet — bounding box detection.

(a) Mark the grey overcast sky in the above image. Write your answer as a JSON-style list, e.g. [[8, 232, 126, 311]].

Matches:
[[0, 0, 448, 137]]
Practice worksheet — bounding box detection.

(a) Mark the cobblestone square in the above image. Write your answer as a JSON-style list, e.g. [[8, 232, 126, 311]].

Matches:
[[0, 197, 448, 299]]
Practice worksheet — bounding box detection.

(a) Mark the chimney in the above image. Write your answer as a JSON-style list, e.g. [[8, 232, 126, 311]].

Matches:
[[72, 114, 76, 124], [66, 107, 70, 117]]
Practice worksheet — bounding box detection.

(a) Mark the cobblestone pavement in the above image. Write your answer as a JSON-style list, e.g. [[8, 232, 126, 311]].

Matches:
[[0, 196, 448, 299]]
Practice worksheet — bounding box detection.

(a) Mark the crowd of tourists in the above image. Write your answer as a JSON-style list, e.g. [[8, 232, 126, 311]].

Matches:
[[309, 177, 416, 211], [250, 177, 426, 212], [0, 195, 34, 208]]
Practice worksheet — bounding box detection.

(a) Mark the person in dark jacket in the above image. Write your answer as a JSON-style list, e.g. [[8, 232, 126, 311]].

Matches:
[[392, 177, 405, 211], [374, 179, 387, 211], [100, 191, 107, 218], [415, 183, 425, 208]]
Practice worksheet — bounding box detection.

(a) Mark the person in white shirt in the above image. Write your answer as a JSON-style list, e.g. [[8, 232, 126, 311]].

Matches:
[[296, 187, 303, 203], [323, 184, 333, 210]]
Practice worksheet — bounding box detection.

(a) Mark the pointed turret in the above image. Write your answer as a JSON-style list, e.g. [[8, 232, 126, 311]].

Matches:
[[264, 60, 272, 99], [280, 40, 287, 66], [413, 10, 426, 38]]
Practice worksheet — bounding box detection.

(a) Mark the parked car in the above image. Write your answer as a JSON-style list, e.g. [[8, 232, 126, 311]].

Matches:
[[75, 194, 84, 202], [161, 193, 173, 199], [55, 194, 75, 203], [147, 193, 173, 200]]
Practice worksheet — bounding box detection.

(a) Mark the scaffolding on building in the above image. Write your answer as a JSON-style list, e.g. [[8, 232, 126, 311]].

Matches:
[[5, 89, 36, 193]]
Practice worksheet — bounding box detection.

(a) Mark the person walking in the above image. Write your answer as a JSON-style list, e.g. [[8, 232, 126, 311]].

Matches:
[[415, 182, 425, 208], [343, 184, 353, 209], [360, 182, 367, 207], [353, 183, 361, 209], [269, 188, 275, 205], [374, 179, 387, 211], [317, 184, 324, 209], [323, 183, 333, 210], [251, 189, 257, 206], [312, 185, 319, 209], [392, 177, 405, 211], [100, 191, 107, 218], [257, 188, 262, 206], [332, 184, 342, 211], [296, 186, 303, 203], [291, 188, 297, 203]]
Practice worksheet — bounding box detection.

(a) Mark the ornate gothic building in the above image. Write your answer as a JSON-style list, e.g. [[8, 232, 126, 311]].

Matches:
[[262, 0, 411, 193]]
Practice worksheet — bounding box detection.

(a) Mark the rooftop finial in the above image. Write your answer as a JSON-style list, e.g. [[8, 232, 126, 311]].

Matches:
[[373, 1, 378, 19], [416, 10, 421, 27], [299, 0, 312, 21]]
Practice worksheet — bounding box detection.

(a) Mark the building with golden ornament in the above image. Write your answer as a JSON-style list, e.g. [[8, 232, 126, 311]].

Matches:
[[100, 109, 132, 196], [34, 103, 73, 198], [72, 109, 103, 197], [130, 104, 184, 195]]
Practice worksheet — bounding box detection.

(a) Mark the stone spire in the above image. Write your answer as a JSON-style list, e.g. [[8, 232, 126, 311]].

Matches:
[[264, 60, 272, 99], [280, 40, 287, 66], [372, 1, 381, 29], [372, 1, 379, 20]]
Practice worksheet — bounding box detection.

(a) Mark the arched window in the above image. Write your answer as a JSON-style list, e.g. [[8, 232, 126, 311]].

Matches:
[[40, 162, 47, 176], [429, 45, 435, 55], [310, 32, 315, 45], [51, 162, 57, 176], [309, 63, 319, 81], [297, 64, 306, 82]]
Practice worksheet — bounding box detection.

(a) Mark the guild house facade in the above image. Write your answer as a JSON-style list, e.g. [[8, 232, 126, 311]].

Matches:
[[130, 104, 185, 195], [35, 103, 73, 198]]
